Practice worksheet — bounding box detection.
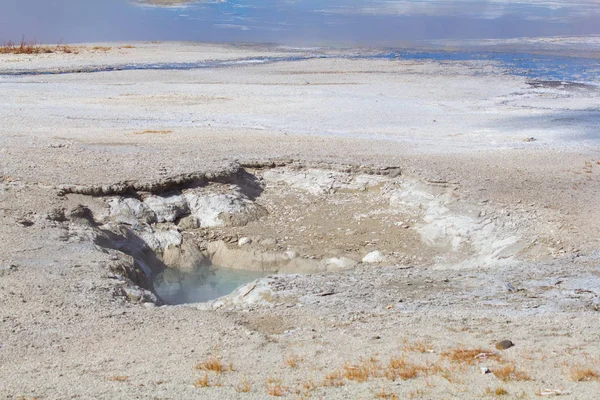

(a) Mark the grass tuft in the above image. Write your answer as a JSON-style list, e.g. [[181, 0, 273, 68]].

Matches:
[[569, 366, 600, 382], [194, 373, 210, 388], [322, 370, 345, 387], [385, 357, 422, 381], [195, 353, 231, 374], [1, 37, 74, 54], [235, 376, 252, 393], [442, 347, 501, 365], [343, 357, 381, 382], [265, 377, 287, 397], [284, 353, 303, 368], [491, 364, 531, 382], [484, 386, 509, 396]]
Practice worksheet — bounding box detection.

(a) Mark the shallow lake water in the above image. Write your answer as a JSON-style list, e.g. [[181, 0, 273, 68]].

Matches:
[[153, 265, 268, 304]]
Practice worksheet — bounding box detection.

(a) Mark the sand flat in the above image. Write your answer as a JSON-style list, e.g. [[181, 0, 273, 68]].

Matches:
[[1, 42, 599, 399]]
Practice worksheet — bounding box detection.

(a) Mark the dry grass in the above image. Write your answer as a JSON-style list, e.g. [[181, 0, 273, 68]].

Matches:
[[235, 376, 252, 393], [109, 375, 129, 382], [343, 357, 381, 382], [195, 354, 232, 374], [194, 373, 210, 388], [322, 370, 345, 387], [491, 364, 531, 382], [1, 37, 74, 54], [442, 347, 501, 365], [284, 353, 303, 368], [384, 357, 422, 381], [133, 129, 173, 135], [484, 386, 509, 396], [569, 366, 600, 382], [265, 377, 287, 397], [92, 46, 111, 51], [120, 45, 136, 49], [374, 388, 399, 399], [404, 340, 434, 353]]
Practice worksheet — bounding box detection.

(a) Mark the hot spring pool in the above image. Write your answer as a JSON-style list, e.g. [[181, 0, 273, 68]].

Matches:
[[153, 265, 268, 305]]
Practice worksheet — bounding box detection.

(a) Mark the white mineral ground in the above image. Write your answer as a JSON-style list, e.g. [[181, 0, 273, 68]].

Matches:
[[1, 41, 600, 399]]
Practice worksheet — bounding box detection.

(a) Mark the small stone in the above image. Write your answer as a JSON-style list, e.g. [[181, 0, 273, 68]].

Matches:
[[480, 366, 491, 375], [495, 340, 515, 350], [238, 237, 252, 246], [362, 250, 386, 264]]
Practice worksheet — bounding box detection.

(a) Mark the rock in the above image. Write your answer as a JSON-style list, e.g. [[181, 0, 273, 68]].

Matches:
[[46, 208, 67, 222], [284, 250, 298, 259], [480, 366, 491, 375], [238, 237, 252, 246], [324, 257, 358, 271], [177, 215, 198, 230], [211, 278, 278, 309], [259, 238, 277, 247], [495, 340, 515, 350], [120, 286, 159, 304], [139, 229, 182, 252], [262, 168, 388, 194], [109, 197, 156, 225], [162, 241, 208, 270], [362, 251, 386, 264], [67, 205, 96, 226], [143, 194, 188, 223], [184, 193, 267, 228]]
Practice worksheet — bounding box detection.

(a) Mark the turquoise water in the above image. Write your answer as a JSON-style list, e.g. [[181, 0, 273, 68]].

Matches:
[[153, 265, 267, 304]]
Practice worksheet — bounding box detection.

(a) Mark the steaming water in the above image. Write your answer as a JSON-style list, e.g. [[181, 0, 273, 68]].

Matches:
[[153, 265, 267, 304], [2, 1, 600, 46]]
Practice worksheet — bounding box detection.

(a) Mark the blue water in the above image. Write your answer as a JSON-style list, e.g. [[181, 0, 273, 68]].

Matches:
[[3, 49, 599, 85], [153, 265, 267, 304]]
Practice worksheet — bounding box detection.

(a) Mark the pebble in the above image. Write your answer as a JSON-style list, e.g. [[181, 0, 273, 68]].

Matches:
[[238, 237, 252, 246], [495, 340, 515, 350], [362, 250, 386, 264]]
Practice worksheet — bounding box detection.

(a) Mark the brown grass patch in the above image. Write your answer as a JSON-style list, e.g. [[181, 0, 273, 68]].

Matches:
[[1, 37, 74, 54], [109, 375, 129, 382], [404, 340, 434, 353], [265, 377, 287, 397], [194, 373, 210, 388], [322, 370, 345, 387], [385, 357, 423, 381], [195, 354, 231, 374], [133, 129, 173, 135], [343, 357, 381, 382], [569, 366, 600, 382], [491, 364, 531, 382], [235, 376, 252, 393], [120, 45, 136, 49], [374, 387, 400, 399], [442, 347, 501, 365], [284, 353, 303, 368], [484, 386, 509, 396], [92, 46, 112, 51]]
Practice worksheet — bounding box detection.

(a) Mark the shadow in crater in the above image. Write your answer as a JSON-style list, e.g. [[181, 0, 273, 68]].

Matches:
[[94, 225, 168, 290]]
